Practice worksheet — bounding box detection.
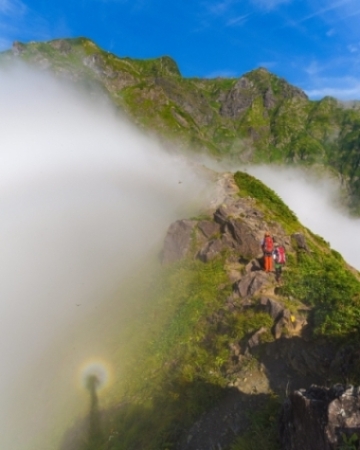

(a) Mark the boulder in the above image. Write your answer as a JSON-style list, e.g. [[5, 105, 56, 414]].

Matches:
[[197, 235, 233, 262], [247, 327, 269, 350], [245, 259, 262, 273], [280, 385, 360, 450], [292, 232, 309, 252], [260, 297, 284, 321], [197, 220, 221, 239], [234, 271, 268, 298], [161, 220, 197, 264], [225, 219, 261, 259]]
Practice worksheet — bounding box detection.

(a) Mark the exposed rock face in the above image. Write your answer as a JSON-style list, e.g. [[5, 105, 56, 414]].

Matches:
[[49, 39, 72, 54], [12, 41, 25, 55], [280, 385, 360, 450], [233, 271, 268, 298], [161, 220, 197, 264], [220, 77, 256, 119]]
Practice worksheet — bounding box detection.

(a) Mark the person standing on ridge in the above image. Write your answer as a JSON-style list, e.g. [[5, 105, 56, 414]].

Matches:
[[273, 243, 286, 282], [261, 232, 274, 272]]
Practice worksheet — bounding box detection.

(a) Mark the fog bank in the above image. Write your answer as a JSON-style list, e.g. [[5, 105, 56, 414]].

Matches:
[[0, 64, 212, 450]]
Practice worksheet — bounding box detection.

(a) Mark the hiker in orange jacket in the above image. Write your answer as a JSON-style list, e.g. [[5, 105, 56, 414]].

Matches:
[[261, 232, 274, 272]]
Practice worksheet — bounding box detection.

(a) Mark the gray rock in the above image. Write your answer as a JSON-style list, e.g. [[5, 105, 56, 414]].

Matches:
[[225, 220, 261, 259], [247, 327, 268, 349], [234, 271, 268, 298], [262, 298, 284, 322], [220, 77, 255, 119], [198, 235, 233, 263], [161, 220, 197, 264], [280, 385, 360, 450], [245, 259, 262, 273], [198, 221, 221, 239], [292, 232, 309, 252]]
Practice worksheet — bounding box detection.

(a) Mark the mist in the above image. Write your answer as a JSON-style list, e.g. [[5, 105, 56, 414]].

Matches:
[[0, 64, 212, 450]]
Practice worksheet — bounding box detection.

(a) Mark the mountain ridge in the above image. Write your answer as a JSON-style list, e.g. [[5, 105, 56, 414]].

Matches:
[[2, 37, 360, 211]]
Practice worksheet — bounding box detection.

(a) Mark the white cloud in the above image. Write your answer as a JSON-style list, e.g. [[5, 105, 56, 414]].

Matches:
[[226, 13, 250, 26], [251, 0, 292, 10], [0, 63, 213, 450], [304, 60, 323, 76], [0, 0, 26, 16], [258, 60, 277, 69], [305, 77, 360, 100], [206, 69, 238, 78], [204, 0, 236, 16]]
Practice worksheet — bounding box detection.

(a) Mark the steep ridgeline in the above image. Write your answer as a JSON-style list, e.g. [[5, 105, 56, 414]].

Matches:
[[2, 38, 360, 211], [60, 171, 360, 450]]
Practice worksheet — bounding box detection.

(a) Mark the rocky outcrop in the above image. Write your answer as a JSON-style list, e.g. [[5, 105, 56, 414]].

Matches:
[[291, 232, 309, 252], [161, 220, 197, 264], [280, 385, 360, 450], [233, 271, 268, 298], [12, 41, 25, 55], [220, 77, 256, 119]]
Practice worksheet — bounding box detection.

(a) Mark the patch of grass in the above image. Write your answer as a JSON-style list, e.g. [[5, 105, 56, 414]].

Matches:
[[233, 171, 298, 230], [281, 246, 360, 339], [230, 394, 281, 450]]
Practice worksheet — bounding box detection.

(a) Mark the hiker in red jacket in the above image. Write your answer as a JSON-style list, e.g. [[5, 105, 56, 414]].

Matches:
[[261, 232, 274, 272]]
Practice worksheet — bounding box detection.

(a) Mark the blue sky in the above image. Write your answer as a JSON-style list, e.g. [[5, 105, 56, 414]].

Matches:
[[1, 0, 360, 99]]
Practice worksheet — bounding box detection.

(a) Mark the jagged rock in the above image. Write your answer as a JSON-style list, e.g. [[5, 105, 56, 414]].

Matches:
[[12, 41, 25, 55], [273, 317, 288, 339], [213, 205, 230, 226], [245, 258, 262, 272], [233, 271, 268, 298], [198, 235, 233, 262], [264, 87, 277, 109], [161, 220, 197, 263], [280, 385, 360, 450], [197, 220, 221, 239], [225, 219, 261, 259], [292, 232, 309, 252], [220, 77, 255, 119], [260, 297, 284, 321], [247, 326, 268, 350], [50, 39, 72, 54]]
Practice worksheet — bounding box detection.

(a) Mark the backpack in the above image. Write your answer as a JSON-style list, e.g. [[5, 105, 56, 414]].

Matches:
[[275, 246, 286, 264], [263, 235, 274, 253]]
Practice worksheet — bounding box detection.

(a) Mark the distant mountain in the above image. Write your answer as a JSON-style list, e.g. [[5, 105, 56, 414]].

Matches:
[[2, 37, 360, 211]]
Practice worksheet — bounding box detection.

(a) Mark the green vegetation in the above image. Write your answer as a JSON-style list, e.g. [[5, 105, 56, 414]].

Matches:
[[234, 171, 298, 229], [96, 255, 278, 450], [282, 249, 360, 339], [230, 395, 280, 450]]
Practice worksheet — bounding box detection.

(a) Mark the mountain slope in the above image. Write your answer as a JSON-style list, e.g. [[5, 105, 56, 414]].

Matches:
[[2, 37, 360, 210], [57, 170, 360, 450]]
